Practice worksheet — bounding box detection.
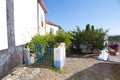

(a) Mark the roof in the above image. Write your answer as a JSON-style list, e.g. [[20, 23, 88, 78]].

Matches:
[[45, 20, 64, 31], [45, 20, 60, 27], [38, 0, 47, 14]]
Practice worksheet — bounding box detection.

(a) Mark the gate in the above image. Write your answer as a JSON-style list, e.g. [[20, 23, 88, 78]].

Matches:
[[30, 46, 53, 66]]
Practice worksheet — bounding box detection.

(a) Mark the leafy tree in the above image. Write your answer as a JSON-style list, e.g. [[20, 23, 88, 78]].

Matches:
[[96, 28, 108, 49], [91, 25, 95, 31], [84, 26, 108, 53], [69, 26, 83, 51], [85, 24, 91, 32], [70, 24, 108, 54]]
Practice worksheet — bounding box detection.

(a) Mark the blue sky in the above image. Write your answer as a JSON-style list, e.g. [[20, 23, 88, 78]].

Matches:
[[43, 0, 120, 35]]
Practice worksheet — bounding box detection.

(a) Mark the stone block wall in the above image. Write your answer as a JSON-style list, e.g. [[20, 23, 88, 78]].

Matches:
[[0, 45, 24, 79]]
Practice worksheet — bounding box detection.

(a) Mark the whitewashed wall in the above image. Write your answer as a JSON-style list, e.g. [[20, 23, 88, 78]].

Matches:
[[46, 24, 59, 34], [14, 0, 38, 46], [0, 0, 8, 50], [54, 43, 66, 69], [38, 4, 46, 35], [45, 24, 50, 34]]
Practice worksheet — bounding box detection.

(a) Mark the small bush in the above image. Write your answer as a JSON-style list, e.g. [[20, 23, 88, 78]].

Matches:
[[43, 34, 56, 48], [26, 31, 73, 50], [26, 34, 47, 48], [54, 31, 73, 49]]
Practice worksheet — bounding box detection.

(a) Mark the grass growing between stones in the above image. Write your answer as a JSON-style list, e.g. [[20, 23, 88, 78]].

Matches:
[[22, 62, 64, 74], [52, 66, 65, 74]]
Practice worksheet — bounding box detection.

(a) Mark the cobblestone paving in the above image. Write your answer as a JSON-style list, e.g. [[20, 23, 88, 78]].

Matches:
[[32, 55, 103, 80], [2, 54, 120, 80]]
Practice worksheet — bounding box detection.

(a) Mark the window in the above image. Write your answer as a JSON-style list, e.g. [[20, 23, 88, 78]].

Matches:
[[41, 21, 43, 27]]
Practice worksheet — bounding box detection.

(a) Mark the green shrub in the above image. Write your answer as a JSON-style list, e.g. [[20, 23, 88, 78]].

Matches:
[[26, 34, 47, 49], [54, 31, 73, 49], [31, 34, 46, 46], [26, 31, 73, 50], [26, 42, 35, 49], [43, 34, 56, 48]]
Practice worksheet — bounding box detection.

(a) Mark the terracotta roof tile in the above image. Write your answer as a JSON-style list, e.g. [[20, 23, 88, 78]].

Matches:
[[45, 20, 60, 27], [38, 0, 47, 14]]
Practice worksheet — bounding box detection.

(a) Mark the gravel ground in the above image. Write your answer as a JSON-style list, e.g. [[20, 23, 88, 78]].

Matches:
[[2, 54, 120, 80]]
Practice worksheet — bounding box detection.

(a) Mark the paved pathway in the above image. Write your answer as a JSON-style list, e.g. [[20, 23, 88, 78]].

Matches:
[[2, 54, 120, 80]]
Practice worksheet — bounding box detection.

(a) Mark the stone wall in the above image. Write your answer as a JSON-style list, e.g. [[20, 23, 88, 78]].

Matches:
[[0, 45, 24, 79]]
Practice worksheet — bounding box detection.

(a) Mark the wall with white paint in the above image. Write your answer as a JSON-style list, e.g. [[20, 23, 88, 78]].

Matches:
[[46, 24, 59, 34], [54, 43, 66, 69], [0, 0, 8, 50], [0, 0, 48, 78], [14, 0, 38, 46], [38, 4, 46, 35]]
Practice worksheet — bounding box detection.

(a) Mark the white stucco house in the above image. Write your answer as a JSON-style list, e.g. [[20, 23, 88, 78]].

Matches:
[[45, 20, 60, 34], [37, 0, 63, 35], [0, 0, 47, 79], [38, 0, 47, 35], [14, 0, 38, 46], [14, 0, 48, 45]]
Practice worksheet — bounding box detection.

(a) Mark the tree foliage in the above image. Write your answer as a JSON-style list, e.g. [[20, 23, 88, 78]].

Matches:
[[69, 26, 83, 51], [54, 31, 73, 49], [85, 24, 90, 32], [26, 34, 47, 48], [26, 24, 108, 54], [70, 24, 108, 54], [26, 31, 73, 49], [43, 33, 56, 47]]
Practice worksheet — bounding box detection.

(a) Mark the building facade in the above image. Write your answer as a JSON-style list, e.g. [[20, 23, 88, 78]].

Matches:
[[38, 0, 47, 35], [0, 0, 46, 79], [45, 20, 61, 34]]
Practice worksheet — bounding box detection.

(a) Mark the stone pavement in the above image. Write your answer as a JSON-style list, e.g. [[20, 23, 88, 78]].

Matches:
[[2, 54, 120, 80]]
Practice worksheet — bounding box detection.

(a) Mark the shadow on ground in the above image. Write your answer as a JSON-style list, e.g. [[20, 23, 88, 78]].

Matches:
[[24, 63, 53, 70], [65, 62, 120, 80], [66, 53, 98, 58]]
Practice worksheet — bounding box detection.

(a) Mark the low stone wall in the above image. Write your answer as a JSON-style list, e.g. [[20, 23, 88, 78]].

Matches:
[[0, 45, 24, 79]]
